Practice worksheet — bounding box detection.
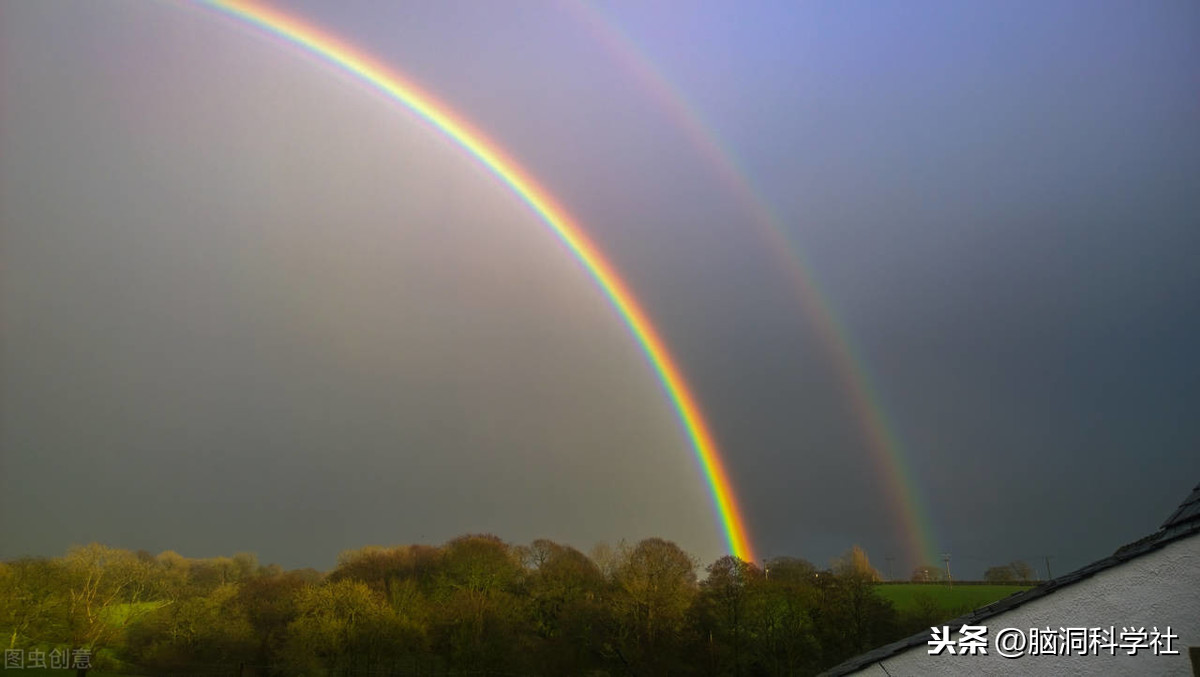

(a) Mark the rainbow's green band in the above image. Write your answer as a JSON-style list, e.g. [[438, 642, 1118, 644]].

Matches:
[[198, 0, 756, 564]]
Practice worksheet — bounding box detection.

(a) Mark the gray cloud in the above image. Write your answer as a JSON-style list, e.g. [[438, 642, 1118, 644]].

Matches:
[[3, 0, 1198, 578]]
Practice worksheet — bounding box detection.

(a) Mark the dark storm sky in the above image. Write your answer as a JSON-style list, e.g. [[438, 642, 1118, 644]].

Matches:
[[1, 0, 1197, 578]]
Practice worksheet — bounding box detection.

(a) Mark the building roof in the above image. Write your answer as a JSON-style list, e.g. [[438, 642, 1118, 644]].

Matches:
[[819, 481, 1200, 677], [1161, 482, 1200, 531]]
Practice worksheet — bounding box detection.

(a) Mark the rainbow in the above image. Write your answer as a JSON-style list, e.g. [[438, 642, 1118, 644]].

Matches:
[[566, 1, 940, 568], [195, 0, 756, 563]]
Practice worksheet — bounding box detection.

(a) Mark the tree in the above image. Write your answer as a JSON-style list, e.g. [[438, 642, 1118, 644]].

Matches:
[[1010, 560, 1036, 582], [751, 568, 822, 676], [910, 565, 945, 582], [429, 535, 526, 672], [984, 560, 1035, 583], [696, 556, 762, 676], [0, 558, 68, 649], [818, 547, 896, 663], [983, 565, 1016, 583], [897, 592, 950, 636], [0, 536, 937, 675], [130, 582, 254, 671], [237, 570, 312, 666], [764, 556, 818, 585], [607, 538, 698, 673], [524, 540, 606, 674], [283, 579, 414, 676], [588, 541, 622, 580], [832, 546, 881, 582], [62, 544, 159, 661], [525, 539, 604, 638]]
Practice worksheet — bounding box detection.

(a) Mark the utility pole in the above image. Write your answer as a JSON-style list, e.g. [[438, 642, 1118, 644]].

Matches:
[[885, 557, 895, 582], [942, 553, 952, 587], [1044, 556, 1053, 582]]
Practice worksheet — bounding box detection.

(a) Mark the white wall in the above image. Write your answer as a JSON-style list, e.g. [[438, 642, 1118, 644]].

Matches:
[[849, 534, 1200, 676]]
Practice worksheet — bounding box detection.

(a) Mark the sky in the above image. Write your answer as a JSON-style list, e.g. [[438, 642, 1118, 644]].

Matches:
[[2, 0, 1198, 579]]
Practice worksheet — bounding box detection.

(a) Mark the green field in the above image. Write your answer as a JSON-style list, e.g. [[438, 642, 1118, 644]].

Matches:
[[875, 584, 1033, 615]]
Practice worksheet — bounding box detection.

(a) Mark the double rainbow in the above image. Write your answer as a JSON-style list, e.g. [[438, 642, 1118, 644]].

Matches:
[[568, 1, 939, 567], [197, 0, 756, 563]]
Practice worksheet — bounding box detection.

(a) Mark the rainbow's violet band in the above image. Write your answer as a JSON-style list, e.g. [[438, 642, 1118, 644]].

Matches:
[[567, 1, 940, 567], [198, 0, 756, 563]]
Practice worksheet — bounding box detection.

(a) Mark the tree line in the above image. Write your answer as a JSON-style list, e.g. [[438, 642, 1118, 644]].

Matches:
[[910, 560, 1037, 584], [3, 537, 974, 676]]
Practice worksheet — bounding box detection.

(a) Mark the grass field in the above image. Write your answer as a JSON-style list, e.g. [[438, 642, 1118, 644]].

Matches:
[[875, 584, 1033, 614]]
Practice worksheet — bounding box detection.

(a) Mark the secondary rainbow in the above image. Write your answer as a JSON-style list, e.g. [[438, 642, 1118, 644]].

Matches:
[[195, 0, 756, 563], [567, 1, 940, 568]]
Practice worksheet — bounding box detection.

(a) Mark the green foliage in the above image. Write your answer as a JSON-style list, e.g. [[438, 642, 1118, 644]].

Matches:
[[605, 538, 698, 673], [764, 556, 818, 585], [1, 540, 979, 676], [910, 564, 945, 582], [831, 545, 881, 582], [984, 560, 1037, 583], [281, 579, 418, 676], [694, 555, 762, 675], [813, 550, 897, 662]]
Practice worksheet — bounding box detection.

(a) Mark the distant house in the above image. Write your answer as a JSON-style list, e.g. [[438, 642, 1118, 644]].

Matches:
[[822, 482, 1200, 676]]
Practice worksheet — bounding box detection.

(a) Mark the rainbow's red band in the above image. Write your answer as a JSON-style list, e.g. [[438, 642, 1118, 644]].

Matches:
[[198, 0, 756, 563]]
